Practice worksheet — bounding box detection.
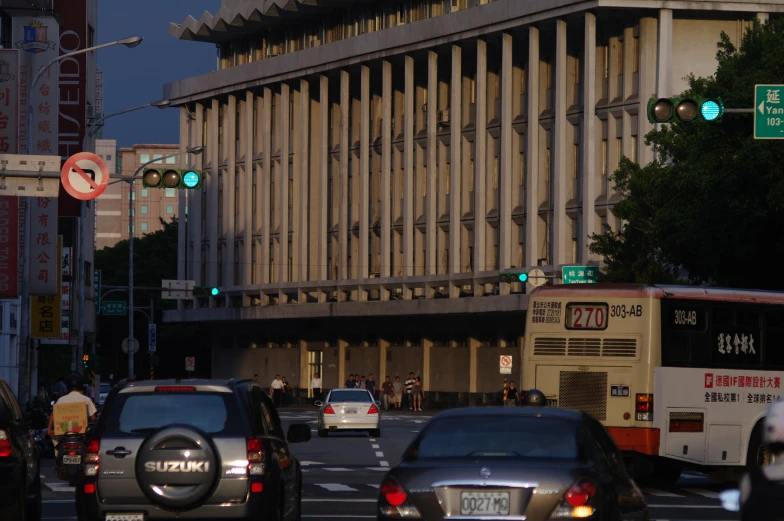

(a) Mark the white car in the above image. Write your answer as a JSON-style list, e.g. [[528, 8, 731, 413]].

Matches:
[[315, 388, 381, 437]]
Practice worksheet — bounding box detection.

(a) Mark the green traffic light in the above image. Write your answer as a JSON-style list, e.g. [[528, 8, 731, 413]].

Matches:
[[701, 99, 723, 121], [211, 287, 219, 296], [182, 170, 200, 189], [518, 273, 528, 283]]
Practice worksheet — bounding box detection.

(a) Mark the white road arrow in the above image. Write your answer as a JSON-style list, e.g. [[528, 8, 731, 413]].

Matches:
[[760, 100, 765, 114], [299, 461, 325, 466]]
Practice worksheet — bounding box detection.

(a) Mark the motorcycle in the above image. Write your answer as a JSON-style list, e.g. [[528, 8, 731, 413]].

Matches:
[[55, 431, 87, 484]]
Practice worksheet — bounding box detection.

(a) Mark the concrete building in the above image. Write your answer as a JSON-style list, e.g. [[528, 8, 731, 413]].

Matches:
[[162, 0, 779, 401], [95, 143, 183, 249]]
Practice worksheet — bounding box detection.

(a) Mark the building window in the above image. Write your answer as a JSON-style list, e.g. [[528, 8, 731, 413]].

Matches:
[[141, 222, 149, 232], [153, 154, 163, 164], [632, 37, 639, 73], [141, 205, 149, 214], [631, 135, 638, 163], [166, 205, 174, 214], [166, 155, 176, 164], [141, 189, 148, 197], [616, 137, 622, 165], [106, 154, 112, 161], [140, 153, 150, 164], [165, 188, 176, 198]]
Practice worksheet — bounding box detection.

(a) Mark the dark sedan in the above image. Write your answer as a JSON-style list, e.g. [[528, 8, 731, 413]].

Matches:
[[377, 407, 648, 521]]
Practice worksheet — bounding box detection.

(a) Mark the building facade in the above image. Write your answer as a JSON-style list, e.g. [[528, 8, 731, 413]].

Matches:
[[95, 143, 183, 249], [162, 0, 779, 399]]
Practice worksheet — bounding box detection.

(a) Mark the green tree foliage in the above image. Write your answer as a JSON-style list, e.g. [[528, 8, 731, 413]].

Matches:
[[590, 18, 784, 290]]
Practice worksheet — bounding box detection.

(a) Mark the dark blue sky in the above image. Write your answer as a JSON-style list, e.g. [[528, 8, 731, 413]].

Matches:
[[98, 0, 218, 148]]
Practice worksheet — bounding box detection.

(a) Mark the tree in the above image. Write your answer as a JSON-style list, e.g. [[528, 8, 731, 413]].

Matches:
[[590, 18, 784, 290]]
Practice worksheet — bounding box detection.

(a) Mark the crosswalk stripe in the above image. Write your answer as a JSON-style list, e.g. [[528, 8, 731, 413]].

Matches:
[[45, 483, 75, 493], [316, 484, 359, 492], [642, 488, 683, 497]]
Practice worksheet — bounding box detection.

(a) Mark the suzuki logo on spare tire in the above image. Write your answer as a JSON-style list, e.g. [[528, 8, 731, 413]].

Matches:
[[135, 425, 220, 511]]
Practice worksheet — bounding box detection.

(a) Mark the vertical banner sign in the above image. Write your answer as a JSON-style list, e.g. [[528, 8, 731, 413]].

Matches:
[[31, 235, 61, 339], [54, 0, 87, 158], [29, 196, 58, 295], [0, 196, 19, 298], [17, 198, 25, 294], [50, 242, 71, 344], [13, 17, 59, 155], [0, 50, 20, 154]]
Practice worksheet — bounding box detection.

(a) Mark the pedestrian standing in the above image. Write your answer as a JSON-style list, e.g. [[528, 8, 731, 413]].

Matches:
[[345, 374, 355, 388], [405, 372, 415, 410], [412, 376, 423, 411], [366, 374, 377, 399], [504, 381, 520, 407], [359, 375, 367, 389], [311, 372, 322, 401], [393, 376, 404, 410], [253, 374, 259, 384], [281, 377, 290, 406], [270, 375, 283, 407], [381, 376, 394, 411]]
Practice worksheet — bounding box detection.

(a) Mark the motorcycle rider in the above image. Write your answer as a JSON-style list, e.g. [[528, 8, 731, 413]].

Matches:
[[47, 373, 97, 454], [739, 398, 784, 520], [521, 388, 548, 407]]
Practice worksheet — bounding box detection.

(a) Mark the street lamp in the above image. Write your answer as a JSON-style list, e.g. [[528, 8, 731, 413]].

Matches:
[[126, 145, 204, 380], [78, 99, 171, 370], [17, 35, 143, 406]]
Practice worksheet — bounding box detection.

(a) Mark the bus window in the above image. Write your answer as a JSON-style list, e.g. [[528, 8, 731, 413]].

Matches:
[[764, 329, 784, 368], [662, 333, 711, 367], [736, 309, 762, 328]]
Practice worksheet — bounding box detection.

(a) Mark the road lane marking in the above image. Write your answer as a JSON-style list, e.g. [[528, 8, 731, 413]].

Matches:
[[300, 461, 326, 466], [646, 504, 722, 509], [368, 438, 376, 442], [375, 451, 384, 457], [372, 444, 380, 449], [366, 467, 391, 471], [689, 489, 720, 499], [45, 483, 75, 492], [322, 467, 353, 471], [303, 499, 376, 503], [43, 499, 75, 504], [316, 484, 359, 492], [380, 461, 389, 466], [642, 488, 683, 497], [368, 484, 380, 488], [302, 517, 375, 519]]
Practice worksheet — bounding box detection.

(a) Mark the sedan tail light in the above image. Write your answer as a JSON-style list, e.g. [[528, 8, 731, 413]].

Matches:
[[550, 479, 597, 519], [0, 430, 11, 458], [324, 404, 335, 415], [368, 404, 379, 414], [379, 478, 420, 518]]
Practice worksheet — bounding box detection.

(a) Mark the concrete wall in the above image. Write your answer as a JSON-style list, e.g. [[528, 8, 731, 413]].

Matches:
[[476, 347, 520, 393], [429, 346, 470, 393], [387, 346, 424, 382], [211, 347, 300, 387], [344, 346, 380, 383]]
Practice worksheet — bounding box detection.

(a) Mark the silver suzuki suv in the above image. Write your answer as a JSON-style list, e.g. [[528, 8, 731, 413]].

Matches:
[[74, 378, 311, 521]]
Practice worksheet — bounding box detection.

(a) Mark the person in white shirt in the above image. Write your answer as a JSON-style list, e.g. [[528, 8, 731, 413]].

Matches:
[[270, 375, 284, 407], [311, 373, 322, 401], [47, 374, 98, 455]]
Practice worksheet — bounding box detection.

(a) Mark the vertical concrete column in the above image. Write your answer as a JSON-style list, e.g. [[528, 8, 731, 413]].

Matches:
[[381, 62, 393, 284], [379, 339, 389, 387], [404, 56, 415, 280], [339, 71, 350, 281], [226, 96, 237, 286], [426, 52, 438, 276], [449, 45, 462, 290], [359, 66, 371, 281], [209, 99, 220, 286], [582, 12, 598, 262], [758, 12, 769, 23], [657, 10, 673, 99], [299, 340, 309, 399], [279, 84, 290, 284], [638, 18, 657, 167], [299, 80, 311, 284], [552, 20, 568, 267], [291, 88, 301, 284], [318, 76, 329, 284], [525, 27, 540, 267], [192, 103, 204, 284], [474, 39, 487, 274], [338, 339, 348, 388], [422, 338, 432, 392], [469, 337, 479, 395], [177, 107, 188, 282], [261, 88, 272, 284], [244, 92, 254, 286], [254, 96, 263, 287], [499, 33, 514, 272]]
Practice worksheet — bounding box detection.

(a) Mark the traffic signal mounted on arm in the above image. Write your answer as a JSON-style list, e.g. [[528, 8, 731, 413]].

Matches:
[[192, 286, 220, 297], [142, 168, 202, 190], [498, 271, 529, 284], [647, 97, 724, 124]]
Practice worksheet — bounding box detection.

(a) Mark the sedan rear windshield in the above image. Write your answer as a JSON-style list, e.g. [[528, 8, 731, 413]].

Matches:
[[412, 416, 583, 460], [329, 390, 373, 403], [103, 392, 245, 436]]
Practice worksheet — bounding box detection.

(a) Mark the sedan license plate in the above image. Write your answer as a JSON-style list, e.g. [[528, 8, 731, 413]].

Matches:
[[105, 515, 144, 521], [62, 455, 81, 465], [344, 408, 358, 414], [460, 492, 510, 516]]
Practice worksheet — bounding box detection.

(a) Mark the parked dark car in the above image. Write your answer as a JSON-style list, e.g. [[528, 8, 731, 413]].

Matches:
[[0, 378, 42, 520], [377, 407, 648, 521], [75, 378, 311, 521]]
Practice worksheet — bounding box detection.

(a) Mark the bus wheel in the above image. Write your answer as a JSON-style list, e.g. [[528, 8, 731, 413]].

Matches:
[[652, 459, 682, 485], [747, 422, 772, 471]]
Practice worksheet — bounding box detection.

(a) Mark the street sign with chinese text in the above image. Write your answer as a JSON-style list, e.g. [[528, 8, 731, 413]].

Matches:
[[0, 49, 20, 154], [102, 301, 127, 316], [562, 266, 599, 284], [94, 269, 101, 315], [754, 85, 784, 139], [0, 196, 20, 298], [31, 236, 61, 339], [29, 196, 58, 295]]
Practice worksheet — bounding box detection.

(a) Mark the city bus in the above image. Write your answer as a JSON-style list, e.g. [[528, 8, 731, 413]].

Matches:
[[521, 283, 784, 482]]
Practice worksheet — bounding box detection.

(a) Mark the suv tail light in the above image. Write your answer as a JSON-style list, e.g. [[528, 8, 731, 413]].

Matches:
[[368, 404, 379, 414], [379, 478, 420, 518], [84, 438, 100, 477], [551, 479, 597, 519], [0, 430, 12, 458], [247, 437, 265, 479], [324, 404, 335, 415], [636, 394, 653, 421]]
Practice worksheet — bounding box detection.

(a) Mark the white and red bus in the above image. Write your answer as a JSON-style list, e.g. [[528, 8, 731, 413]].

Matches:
[[521, 283, 784, 481]]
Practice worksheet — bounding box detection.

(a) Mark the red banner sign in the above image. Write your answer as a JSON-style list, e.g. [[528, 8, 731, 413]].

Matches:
[[0, 196, 19, 297]]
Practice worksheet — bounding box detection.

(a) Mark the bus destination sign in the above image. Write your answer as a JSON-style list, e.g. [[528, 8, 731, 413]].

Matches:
[[668, 307, 706, 330]]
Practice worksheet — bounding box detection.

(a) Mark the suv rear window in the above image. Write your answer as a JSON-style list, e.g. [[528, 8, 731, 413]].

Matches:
[[411, 416, 583, 460], [329, 390, 372, 403], [115, 393, 233, 434]]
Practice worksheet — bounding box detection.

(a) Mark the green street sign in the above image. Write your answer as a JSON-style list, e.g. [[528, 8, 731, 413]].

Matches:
[[102, 301, 127, 316], [754, 84, 784, 139], [562, 266, 599, 284], [94, 270, 102, 315]]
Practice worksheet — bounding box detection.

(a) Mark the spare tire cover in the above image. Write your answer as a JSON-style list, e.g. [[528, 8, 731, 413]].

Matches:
[[135, 424, 220, 511]]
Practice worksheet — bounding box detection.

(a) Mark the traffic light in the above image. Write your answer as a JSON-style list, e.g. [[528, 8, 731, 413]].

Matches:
[[83, 354, 89, 371], [499, 271, 529, 284], [647, 97, 724, 124], [142, 168, 202, 190], [192, 286, 220, 297]]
